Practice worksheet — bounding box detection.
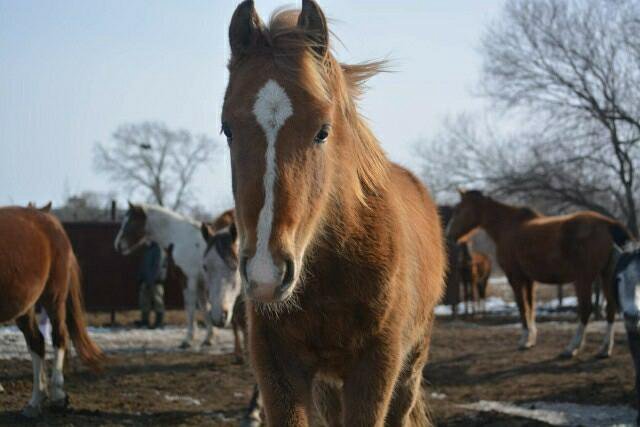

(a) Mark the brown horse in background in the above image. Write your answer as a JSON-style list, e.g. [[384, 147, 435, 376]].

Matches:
[[223, 1, 445, 425], [448, 190, 631, 357], [0, 205, 103, 417], [439, 206, 462, 316], [459, 244, 492, 314]]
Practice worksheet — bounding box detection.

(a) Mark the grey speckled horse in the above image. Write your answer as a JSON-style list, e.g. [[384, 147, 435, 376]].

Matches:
[[613, 245, 640, 425]]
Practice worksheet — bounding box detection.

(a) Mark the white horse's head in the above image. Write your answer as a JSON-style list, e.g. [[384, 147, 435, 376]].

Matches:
[[615, 247, 640, 332], [114, 202, 149, 255], [201, 223, 241, 327]]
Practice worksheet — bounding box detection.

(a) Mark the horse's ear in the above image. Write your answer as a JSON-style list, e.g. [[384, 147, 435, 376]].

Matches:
[[229, 222, 238, 243], [128, 200, 135, 210], [457, 188, 466, 197], [229, 0, 266, 58], [298, 0, 329, 59], [201, 223, 214, 242], [128, 202, 146, 218], [40, 201, 52, 213]]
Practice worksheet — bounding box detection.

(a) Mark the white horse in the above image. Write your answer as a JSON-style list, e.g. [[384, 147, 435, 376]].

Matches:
[[114, 202, 213, 348]]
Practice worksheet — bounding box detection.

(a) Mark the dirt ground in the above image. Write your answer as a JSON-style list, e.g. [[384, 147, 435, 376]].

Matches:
[[1, 309, 637, 426]]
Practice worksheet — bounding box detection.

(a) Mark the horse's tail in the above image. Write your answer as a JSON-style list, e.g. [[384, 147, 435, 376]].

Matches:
[[608, 221, 633, 248], [66, 252, 104, 373]]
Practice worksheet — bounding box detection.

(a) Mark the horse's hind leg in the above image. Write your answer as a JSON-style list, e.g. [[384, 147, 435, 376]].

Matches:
[[16, 309, 48, 417], [511, 277, 537, 349], [562, 279, 592, 358], [41, 291, 70, 409], [597, 267, 618, 358]]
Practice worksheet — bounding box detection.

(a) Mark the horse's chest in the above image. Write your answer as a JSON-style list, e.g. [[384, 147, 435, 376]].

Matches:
[[280, 303, 375, 368]]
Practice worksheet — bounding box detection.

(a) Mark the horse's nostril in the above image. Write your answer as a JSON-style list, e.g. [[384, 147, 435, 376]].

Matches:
[[240, 256, 249, 282], [281, 257, 295, 288]]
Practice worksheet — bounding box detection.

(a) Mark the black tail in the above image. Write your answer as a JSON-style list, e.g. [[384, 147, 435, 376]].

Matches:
[[609, 222, 633, 247]]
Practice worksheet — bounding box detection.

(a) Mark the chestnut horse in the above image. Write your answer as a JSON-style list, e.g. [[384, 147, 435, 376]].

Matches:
[[222, 1, 445, 425], [0, 205, 103, 417], [448, 190, 631, 357]]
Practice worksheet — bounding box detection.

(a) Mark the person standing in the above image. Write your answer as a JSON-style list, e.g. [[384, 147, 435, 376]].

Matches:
[[136, 242, 166, 329]]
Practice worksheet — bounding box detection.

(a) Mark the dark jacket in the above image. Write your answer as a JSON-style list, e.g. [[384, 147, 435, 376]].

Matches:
[[138, 242, 166, 285]]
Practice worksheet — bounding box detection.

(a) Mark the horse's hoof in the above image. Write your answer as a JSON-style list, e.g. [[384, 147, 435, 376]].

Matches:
[[233, 355, 245, 365], [22, 404, 42, 418], [0, 383, 4, 392], [596, 351, 611, 359], [240, 416, 262, 427], [179, 341, 192, 350], [49, 395, 70, 412], [560, 349, 576, 359], [518, 342, 535, 351], [201, 340, 213, 348]]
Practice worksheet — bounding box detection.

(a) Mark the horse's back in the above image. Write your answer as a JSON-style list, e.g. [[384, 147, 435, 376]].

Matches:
[[0, 207, 66, 321]]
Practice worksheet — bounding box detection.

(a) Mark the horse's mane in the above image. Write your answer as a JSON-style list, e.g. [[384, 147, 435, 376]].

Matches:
[[515, 206, 539, 221], [475, 192, 540, 221], [236, 8, 391, 204]]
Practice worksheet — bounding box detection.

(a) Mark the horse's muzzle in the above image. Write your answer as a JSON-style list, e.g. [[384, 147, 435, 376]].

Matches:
[[244, 256, 295, 303]]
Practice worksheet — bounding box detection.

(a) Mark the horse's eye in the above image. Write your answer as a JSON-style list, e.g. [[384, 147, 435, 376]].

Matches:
[[314, 124, 330, 144], [221, 122, 232, 145]]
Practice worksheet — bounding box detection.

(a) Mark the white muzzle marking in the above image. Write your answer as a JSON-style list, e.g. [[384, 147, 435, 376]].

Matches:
[[246, 79, 293, 287]]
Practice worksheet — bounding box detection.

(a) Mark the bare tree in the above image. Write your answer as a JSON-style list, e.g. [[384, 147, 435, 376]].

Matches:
[[478, 0, 640, 235], [416, 112, 633, 220], [94, 122, 215, 212]]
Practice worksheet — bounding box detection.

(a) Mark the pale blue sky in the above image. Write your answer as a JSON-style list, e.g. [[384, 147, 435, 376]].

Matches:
[[0, 0, 503, 212]]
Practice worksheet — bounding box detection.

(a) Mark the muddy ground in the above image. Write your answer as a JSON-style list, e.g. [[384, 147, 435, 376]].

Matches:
[[1, 309, 637, 426]]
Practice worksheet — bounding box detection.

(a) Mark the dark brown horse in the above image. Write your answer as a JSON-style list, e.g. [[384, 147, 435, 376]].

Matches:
[[0, 205, 103, 417], [448, 190, 631, 357], [222, 1, 446, 425]]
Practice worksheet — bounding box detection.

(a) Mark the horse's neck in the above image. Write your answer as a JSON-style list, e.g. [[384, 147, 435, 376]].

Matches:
[[480, 199, 529, 241]]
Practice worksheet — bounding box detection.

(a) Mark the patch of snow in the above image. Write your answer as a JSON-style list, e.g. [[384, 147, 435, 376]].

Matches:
[[436, 294, 580, 318], [430, 392, 447, 400], [459, 400, 637, 427], [164, 394, 202, 406], [0, 325, 235, 360]]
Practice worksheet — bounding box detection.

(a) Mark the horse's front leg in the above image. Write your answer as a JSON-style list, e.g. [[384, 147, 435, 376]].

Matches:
[[250, 320, 312, 426], [624, 315, 640, 425], [197, 280, 214, 347], [180, 279, 197, 349], [343, 337, 403, 426]]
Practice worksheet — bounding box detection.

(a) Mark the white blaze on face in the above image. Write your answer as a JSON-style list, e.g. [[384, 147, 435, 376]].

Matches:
[[247, 79, 293, 285]]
